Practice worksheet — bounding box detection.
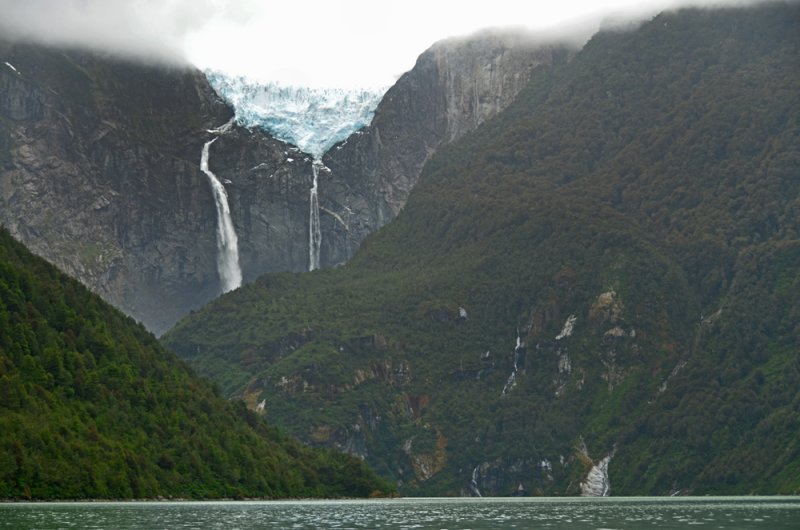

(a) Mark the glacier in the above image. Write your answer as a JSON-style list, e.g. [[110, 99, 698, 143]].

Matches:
[[205, 70, 387, 158]]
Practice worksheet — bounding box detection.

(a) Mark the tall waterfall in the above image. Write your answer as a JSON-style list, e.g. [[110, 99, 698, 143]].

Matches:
[[308, 160, 323, 271], [200, 135, 242, 293]]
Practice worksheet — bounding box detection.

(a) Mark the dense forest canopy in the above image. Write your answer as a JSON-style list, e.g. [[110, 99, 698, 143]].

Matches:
[[0, 228, 391, 499]]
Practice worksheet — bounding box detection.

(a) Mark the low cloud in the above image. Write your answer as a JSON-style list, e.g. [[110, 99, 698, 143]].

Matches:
[[0, 0, 787, 85], [0, 0, 255, 64]]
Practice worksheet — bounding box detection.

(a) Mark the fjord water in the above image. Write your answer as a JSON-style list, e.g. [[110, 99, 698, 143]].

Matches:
[[2, 497, 798, 529]]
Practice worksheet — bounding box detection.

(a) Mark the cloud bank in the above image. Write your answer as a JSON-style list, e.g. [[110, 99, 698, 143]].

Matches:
[[0, 0, 782, 86], [0, 0, 255, 65]]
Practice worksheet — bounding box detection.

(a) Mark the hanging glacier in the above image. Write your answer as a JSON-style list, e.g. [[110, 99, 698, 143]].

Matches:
[[204, 71, 387, 158]]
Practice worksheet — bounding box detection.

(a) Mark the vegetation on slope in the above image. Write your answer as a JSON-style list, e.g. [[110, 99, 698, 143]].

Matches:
[[164, 3, 800, 495], [0, 228, 391, 499]]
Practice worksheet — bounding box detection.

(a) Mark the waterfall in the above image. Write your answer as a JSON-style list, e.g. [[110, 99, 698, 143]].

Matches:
[[470, 465, 483, 497], [502, 330, 524, 395], [308, 160, 322, 271], [200, 135, 242, 293], [580, 455, 612, 497]]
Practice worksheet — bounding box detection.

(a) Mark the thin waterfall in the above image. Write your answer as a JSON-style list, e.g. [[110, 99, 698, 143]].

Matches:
[[470, 466, 483, 497], [200, 135, 242, 293], [502, 330, 524, 395], [308, 160, 322, 271]]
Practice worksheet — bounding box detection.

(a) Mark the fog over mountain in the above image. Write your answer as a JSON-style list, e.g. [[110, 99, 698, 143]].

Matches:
[[0, 0, 776, 87]]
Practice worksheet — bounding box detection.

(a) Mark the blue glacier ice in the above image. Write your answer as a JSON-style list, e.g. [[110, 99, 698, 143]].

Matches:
[[205, 70, 387, 158]]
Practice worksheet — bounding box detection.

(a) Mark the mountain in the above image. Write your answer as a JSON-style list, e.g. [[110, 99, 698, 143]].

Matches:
[[318, 32, 568, 266], [0, 42, 234, 334], [0, 31, 558, 334], [0, 227, 391, 499], [164, 3, 800, 496]]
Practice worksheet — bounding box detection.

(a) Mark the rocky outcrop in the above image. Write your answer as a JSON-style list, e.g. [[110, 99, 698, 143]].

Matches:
[[319, 33, 569, 266], [580, 455, 613, 496]]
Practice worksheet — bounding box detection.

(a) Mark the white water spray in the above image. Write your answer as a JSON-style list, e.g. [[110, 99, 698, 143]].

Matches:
[[200, 134, 242, 293], [308, 160, 323, 271], [502, 330, 524, 395], [470, 465, 483, 497]]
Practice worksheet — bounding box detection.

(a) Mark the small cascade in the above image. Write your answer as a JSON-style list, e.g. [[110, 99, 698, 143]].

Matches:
[[502, 330, 524, 395], [200, 128, 242, 293], [308, 160, 323, 271], [469, 466, 483, 497], [580, 455, 613, 497]]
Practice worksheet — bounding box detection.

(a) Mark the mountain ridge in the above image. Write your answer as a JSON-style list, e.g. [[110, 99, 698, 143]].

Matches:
[[164, 2, 800, 496], [0, 226, 392, 499]]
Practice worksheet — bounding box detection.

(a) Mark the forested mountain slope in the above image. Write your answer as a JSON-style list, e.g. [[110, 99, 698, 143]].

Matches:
[[164, 3, 800, 496], [0, 228, 390, 499]]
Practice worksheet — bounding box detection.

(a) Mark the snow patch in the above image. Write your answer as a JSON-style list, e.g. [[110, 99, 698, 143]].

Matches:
[[4, 61, 19, 74]]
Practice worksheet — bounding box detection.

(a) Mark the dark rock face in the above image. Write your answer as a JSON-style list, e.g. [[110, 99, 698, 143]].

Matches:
[[320, 34, 567, 266], [0, 43, 233, 334], [0, 34, 563, 333], [209, 127, 314, 279]]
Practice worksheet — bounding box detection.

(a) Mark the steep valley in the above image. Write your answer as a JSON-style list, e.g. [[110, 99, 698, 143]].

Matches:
[[164, 3, 800, 496], [0, 30, 553, 334], [1, 1, 798, 499]]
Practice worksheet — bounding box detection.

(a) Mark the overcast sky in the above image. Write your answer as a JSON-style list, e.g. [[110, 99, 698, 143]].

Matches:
[[0, 0, 773, 88]]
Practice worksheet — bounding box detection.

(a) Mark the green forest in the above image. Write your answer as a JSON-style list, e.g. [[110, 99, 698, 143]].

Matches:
[[165, 4, 800, 495], [0, 228, 391, 499]]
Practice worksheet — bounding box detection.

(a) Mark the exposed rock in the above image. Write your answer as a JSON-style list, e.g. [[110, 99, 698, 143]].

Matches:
[[556, 314, 577, 340], [0, 43, 232, 334], [0, 35, 565, 334], [404, 429, 448, 482], [353, 359, 412, 387], [578, 440, 614, 496], [603, 326, 627, 339], [590, 290, 624, 325], [580, 455, 612, 497], [320, 35, 569, 266]]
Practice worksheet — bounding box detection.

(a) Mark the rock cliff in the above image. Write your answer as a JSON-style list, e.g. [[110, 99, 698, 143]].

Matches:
[[320, 33, 568, 265], [0, 32, 565, 334], [0, 42, 234, 334]]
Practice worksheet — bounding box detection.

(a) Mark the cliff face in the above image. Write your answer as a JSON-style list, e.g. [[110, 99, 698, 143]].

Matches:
[[209, 126, 314, 278], [0, 43, 234, 334], [319, 33, 568, 266], [1, 33, 557, 333]]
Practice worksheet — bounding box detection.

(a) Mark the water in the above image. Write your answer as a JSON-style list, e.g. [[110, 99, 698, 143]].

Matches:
[[1, 497, 797, 529], [200, 136, 242, 293], [308, 161, 322, 271]]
